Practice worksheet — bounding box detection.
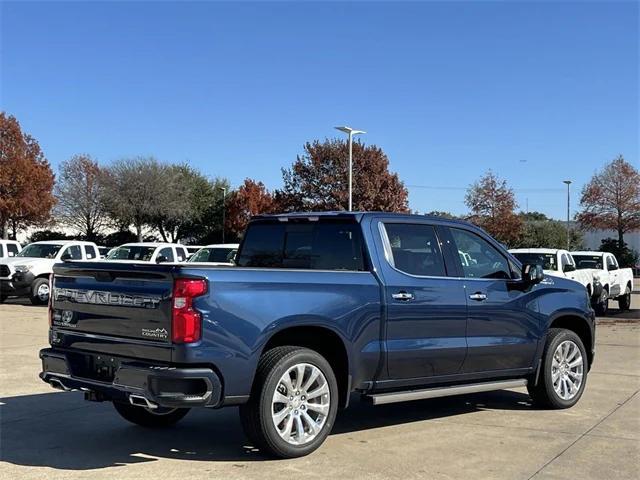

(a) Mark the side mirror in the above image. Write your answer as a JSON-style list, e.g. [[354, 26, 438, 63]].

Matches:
[[523, 263, 544, 285], [563, 264, 576, 273], [156, 255, 167, 264], [60, 253, 72, 262]]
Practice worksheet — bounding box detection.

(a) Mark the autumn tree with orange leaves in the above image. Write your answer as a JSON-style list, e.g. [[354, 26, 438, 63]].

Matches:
[[465, 171, 523, 246], [577, 155, 640, 249], [225, 179, 275, 238], [0, 112, 56, 239], [278, 139, 409, 213]]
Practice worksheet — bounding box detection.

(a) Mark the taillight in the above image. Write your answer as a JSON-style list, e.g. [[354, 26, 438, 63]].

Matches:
[[48, 273, 54, 326], [172, 278, 207, 343]]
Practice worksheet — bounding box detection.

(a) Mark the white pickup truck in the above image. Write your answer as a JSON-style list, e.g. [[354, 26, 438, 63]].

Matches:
[[0, 240, 22, 259], [0, 240, 100, 304], [105, 242, 189, 263], [571, 251, 635, 315], [509, 248, 602, 304]]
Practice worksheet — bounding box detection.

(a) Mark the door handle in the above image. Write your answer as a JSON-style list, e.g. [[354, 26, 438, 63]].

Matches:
[[392, 291, 414, 301], [469, 292, 487, 301]]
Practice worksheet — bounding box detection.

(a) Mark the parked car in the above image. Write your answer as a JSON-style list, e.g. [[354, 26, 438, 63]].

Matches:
[[186, 243, 239, 265], [571, 251, 634, 314], [0, 240, 99, 304], [509, 248, 600, 303], [105, 242, 189, 263], [40, 212, 595, 458], [0, 240, 22, 259]]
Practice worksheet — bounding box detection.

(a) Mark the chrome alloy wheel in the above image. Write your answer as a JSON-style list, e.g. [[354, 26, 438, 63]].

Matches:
[[37, 283, 50, 302], [271, 363, 330, 446], [552, 340, 584, 401]]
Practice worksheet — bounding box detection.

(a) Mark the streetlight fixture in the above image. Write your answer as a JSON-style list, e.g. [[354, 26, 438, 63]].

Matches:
[[334, 126, 366, 211], [219, 186, 227, 243], [563, 180, 572, 249]]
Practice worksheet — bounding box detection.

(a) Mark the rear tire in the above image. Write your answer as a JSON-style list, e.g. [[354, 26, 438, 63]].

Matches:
[[528, 328, 588, 409], [113, 401, 190, 428], [239, 346, 338, 458], [618, 285, 631, 312], [30, 278, 50, 305]]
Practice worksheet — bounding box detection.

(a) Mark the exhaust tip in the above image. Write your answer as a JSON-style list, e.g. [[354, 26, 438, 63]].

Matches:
[[128, 394, 158, 409]]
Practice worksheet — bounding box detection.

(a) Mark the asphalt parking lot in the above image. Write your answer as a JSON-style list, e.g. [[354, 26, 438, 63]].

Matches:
[[1, 296, 638, 480]]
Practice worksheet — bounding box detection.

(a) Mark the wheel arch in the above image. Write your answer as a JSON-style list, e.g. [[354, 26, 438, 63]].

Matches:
[[548, 315, 594, 369], [259, 325, 351, 409]]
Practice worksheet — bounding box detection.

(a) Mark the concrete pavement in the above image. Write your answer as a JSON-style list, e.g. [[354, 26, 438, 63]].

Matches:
[[1, 296, 638, 479]]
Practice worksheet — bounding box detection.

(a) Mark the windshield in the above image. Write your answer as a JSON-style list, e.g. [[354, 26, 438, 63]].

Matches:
[[106, 245, 157, 261], [572, 255, 603, 270], [512, 252, 557, 271], [17, 244, 63, 259], [188, 247, 236, 263]]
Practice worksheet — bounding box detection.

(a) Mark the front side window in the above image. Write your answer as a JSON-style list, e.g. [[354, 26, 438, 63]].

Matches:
[[606, 255, 617, 270], [17, 243, 63, 259], [382, 223, 446, 276], [157, 247, 174, 262], [237, 221, 366, 271], [449, 228, 511, 279], [63, 245, 82, 260]]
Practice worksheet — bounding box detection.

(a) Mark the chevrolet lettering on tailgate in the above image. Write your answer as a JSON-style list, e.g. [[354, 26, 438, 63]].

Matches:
[[53, 288, 161, 309]]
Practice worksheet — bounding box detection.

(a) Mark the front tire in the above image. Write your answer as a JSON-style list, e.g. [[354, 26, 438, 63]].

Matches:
[[618, 285, 631, 312], [239, 346, 338, 458], [528, 328, 588, 409], [30, 278, 50, 305], [113, 401, 190, 427], [593, 288, 608, 316]]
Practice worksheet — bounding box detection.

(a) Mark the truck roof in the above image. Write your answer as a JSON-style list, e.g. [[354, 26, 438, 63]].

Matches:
[[253, 211, 475, 227], [509, 248, 564, 254], [571, 251, 605, 257], [118, 242, 182, 248], [30, 240, 96, 245]]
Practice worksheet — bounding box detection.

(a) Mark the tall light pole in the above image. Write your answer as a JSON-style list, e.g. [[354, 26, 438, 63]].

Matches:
[[563, 180, 572, 249], [219, 186, 227, 243], [334, 126, 366, 211]]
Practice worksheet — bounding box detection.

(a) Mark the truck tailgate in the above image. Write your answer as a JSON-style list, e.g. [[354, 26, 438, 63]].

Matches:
[[51, 262, 175, 349]]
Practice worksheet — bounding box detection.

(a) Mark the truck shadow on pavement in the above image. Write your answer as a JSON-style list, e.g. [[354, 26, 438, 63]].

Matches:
[[0, 389, 533, 469]]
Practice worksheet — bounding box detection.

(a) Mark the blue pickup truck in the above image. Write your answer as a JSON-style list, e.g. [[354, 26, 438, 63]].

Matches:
[[40, 212, 595, 458]]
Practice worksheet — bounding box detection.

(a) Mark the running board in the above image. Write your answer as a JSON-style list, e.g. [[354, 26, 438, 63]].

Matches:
[[366, 379, 528, 405]]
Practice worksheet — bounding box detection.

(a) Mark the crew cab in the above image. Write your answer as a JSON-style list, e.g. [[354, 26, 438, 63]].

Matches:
[[0, 240, 99, 304], [186, 243, 239, 265], [509, 248, 600, 301], [0, 240, 22, 259], [40, 213, 595, 458], [571, 251, 634, 314], [105, 242, 189, 263]]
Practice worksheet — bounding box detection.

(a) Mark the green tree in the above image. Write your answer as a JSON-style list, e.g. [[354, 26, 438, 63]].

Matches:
[[102, 157, 187, 241], [599, 238, 639, 269]]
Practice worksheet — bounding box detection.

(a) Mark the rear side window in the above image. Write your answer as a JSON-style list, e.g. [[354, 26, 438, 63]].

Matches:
[[382, 223, 446, 276], [83, 245, 98, 260], [176, 247, 187, 262], [7, 244, 19, 256], [449, 228, 511, 279], [237, 221, 366, 271]]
